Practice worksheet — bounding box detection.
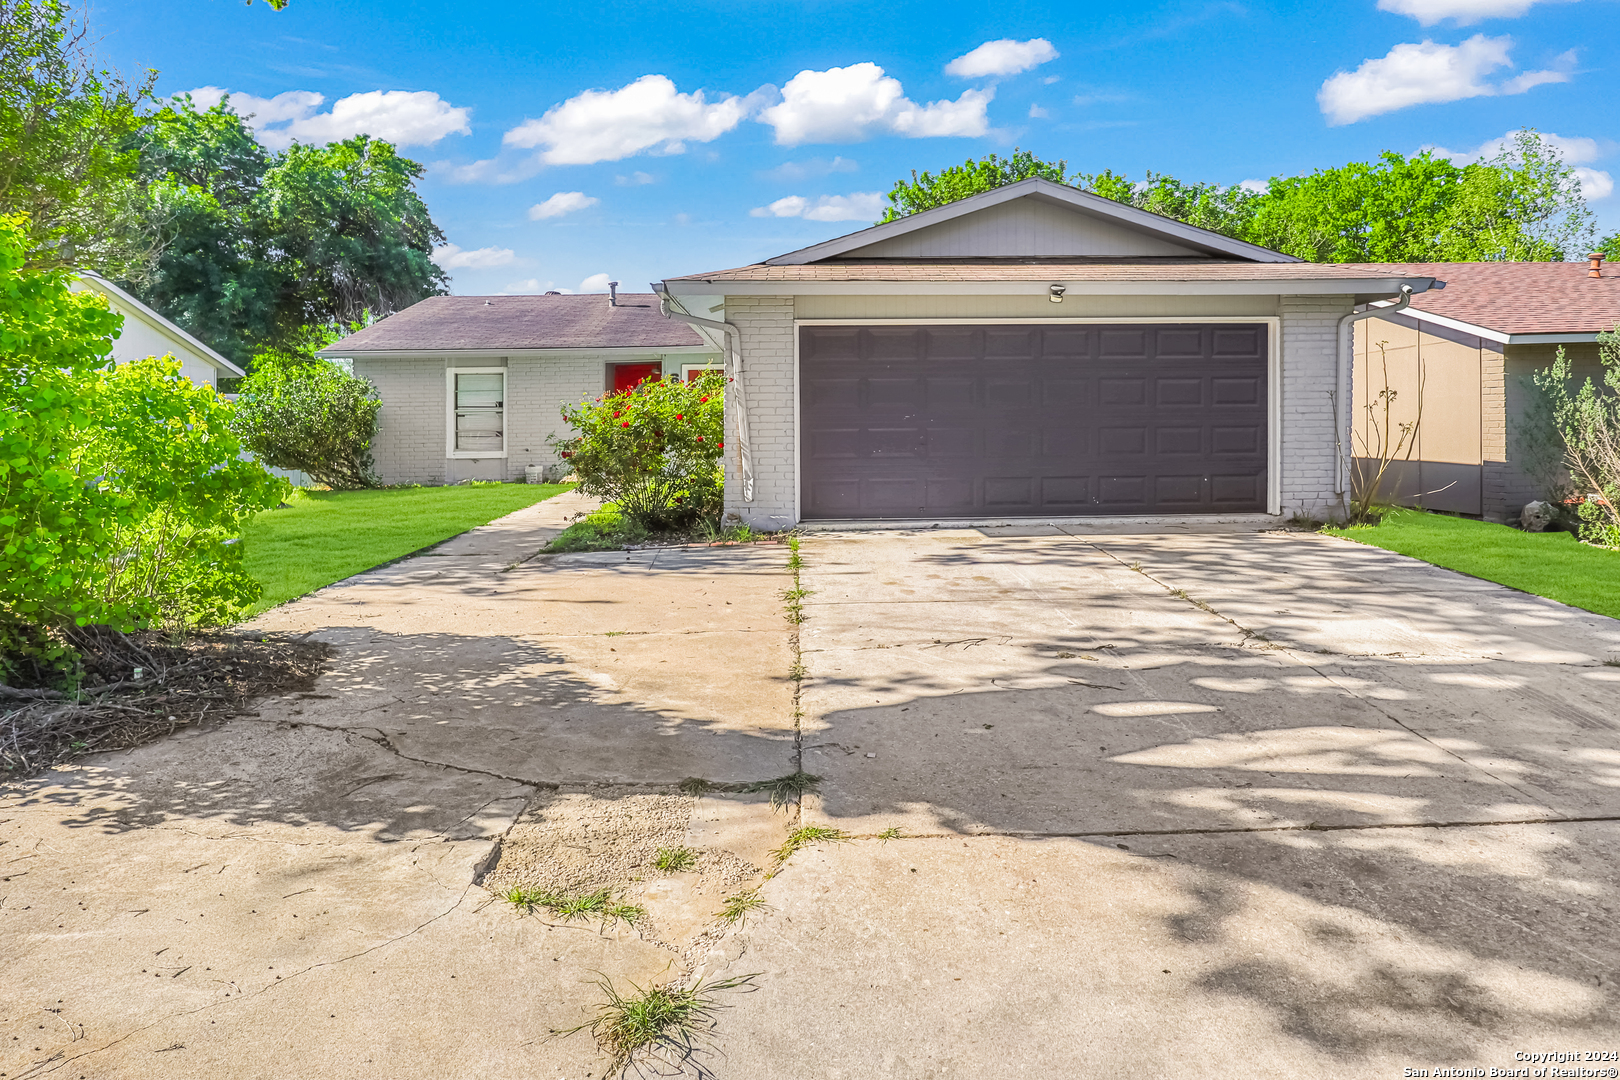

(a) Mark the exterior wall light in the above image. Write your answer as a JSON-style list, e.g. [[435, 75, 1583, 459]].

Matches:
[[1049, 283, 1066, 303]]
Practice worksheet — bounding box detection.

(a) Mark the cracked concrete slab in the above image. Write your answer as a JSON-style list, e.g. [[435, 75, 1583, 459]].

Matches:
[[1, 492, 798, 1079]]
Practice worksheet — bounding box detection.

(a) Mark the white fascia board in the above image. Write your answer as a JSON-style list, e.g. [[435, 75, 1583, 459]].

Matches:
[[318, 345, 719, 361], [761, 178, 1301, 266], [74, 272, 247, 376], [663, 277, 1430, 299], [1391, 306, 1605, 346]]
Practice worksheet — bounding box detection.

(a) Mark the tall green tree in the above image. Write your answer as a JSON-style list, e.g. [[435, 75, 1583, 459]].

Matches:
[[125, 97, 448, 366], [881, 149, 1070, 222], [0, 0, 155, 275]]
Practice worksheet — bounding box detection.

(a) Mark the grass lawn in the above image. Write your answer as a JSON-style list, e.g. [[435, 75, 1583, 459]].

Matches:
[[1326, 509, 1620, 621], [242, 483, 571, 615]]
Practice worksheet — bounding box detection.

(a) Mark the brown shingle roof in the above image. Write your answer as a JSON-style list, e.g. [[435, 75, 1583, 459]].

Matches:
[[666, 259, 1422, 283], [1340, 261, 1620, 335], [323, 293, 706, 353]]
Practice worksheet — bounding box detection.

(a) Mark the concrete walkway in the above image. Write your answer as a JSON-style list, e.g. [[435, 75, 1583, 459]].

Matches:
[[4, 511, 1618, 1079]]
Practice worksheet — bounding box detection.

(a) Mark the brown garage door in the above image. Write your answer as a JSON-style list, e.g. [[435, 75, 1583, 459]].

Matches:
[[800, 323, 1269, 519]]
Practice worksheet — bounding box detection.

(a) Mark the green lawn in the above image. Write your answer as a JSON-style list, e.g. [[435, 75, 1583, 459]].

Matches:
[[1326, 509, 1620, 620], [242, 483, 571, 615]]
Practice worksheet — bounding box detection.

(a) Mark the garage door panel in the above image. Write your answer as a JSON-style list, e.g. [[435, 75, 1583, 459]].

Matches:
[[1156, 427, 1205, 455], [800, 323, 1267, 519]]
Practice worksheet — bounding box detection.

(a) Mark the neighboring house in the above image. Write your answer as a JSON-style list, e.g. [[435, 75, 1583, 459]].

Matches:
[[320, 290, 721, 485], [70, 271, 246, 387], [656, 177, 1438, 529], [1345, 258, 1620, 522]]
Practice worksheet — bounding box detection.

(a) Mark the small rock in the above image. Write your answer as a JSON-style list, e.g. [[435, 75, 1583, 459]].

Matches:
[[865, 753, 877, 758], [1521, 500, 1556, 532]]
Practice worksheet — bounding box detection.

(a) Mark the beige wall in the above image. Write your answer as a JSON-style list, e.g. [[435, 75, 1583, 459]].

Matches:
[[1353, 316, 1485, 515]]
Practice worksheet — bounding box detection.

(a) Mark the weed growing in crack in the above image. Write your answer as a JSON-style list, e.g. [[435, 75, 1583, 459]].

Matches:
[[786, 534, 803, 572], [744, 770, 822, 810], [504, 886, 643, 926], [1129, 561, 1143, 572], [655, 846, 697, 873], [552, 972, 759, 1079], [877, 827, 903, 842], [603, 630, 628, 637], [679, 777, 717, 796], [773, 825, 849, 863], [717, 887, 767, 926], [1606, 658, 1620, 668], [788, 659, 805, 681]]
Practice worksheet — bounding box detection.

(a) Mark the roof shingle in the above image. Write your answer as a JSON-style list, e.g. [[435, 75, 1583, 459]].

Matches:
[[323, 293, 705, 353], [1340, 261, 1620, 335]]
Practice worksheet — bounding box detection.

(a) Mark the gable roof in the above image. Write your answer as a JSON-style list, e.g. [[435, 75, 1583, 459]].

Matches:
[[1342, 262, 1620, 341], [320, 293, 709, 355], [73, 272, 246, 377], [763, 178, 1301, 265]]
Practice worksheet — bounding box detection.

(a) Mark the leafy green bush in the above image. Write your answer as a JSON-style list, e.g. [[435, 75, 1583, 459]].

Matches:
[[1533, 332, 1620, 548], [551, 372, 724, 530], [232, 332, 382, 489], [80, 356, 288, 628], [0, 215, 288, 685]]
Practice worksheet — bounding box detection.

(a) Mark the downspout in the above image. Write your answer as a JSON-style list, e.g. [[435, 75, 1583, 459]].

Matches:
[[653, 287, 755, 503], [1335, 284, 1412, 516]]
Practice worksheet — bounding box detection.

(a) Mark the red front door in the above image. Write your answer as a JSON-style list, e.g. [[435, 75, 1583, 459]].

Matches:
[[612, 362, 662, 393]]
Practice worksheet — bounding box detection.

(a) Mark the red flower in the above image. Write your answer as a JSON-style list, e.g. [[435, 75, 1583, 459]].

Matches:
[[700, 396, 709, 403], [696, 435, 704, 442], [621, 421, 630, 428], [675, 413, 683, 420], [718, 441, 723, 449], [561, 451, 571, 458], [613, 410, 622, 417]]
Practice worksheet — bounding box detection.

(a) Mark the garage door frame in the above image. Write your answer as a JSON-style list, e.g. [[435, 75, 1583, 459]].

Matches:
[[792, 316, 1283, 520]]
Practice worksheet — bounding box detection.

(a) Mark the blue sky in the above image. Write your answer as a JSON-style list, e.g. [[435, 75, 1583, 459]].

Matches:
[[100, 0, 1616, 296]]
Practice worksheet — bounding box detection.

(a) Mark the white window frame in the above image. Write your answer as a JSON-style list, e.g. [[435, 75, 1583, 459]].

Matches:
[[681, 362, 724, 381], [445, 367, 508, 459]]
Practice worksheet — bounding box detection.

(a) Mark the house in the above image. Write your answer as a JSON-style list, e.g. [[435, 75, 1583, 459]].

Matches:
[[655, 177, 1438, 529], [1345, 257, 1620, 522], [319, 289, 721, 485], [70, 272, 246, 387]]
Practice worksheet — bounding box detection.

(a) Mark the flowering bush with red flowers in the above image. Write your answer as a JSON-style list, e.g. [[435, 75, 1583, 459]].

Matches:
[[550, 371, 725, 529]]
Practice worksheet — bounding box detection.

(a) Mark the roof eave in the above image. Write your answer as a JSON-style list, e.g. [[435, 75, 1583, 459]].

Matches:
[[316, 343, 719, 360], [75, 271, 247, 377], [661, 276, 1433, 298]]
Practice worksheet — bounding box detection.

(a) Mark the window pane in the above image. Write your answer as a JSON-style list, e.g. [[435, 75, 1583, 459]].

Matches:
[[454, 373, 503, 452], [456, 373, 503, 408]]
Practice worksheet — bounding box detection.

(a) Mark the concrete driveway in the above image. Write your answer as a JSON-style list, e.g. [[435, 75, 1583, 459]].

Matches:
[[4, 510, 1618, 1079], [703, 525, 1620, 1078]]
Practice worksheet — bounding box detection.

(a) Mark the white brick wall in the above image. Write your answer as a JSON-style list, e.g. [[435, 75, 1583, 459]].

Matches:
[[724, 297, 798, 529], [1278, 295, 1354, 520], [359, 351, 718, 486]]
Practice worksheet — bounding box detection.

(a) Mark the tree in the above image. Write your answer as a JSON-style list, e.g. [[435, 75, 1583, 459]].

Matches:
[[0, 0, 155, 276], [1435, 130, 1595, 261], [124, 98, 447, 366], [230, 327, 383, 489], [880, 149, 1070, 222]]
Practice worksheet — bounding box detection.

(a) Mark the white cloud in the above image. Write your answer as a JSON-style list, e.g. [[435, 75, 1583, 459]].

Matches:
[[1317, 35, 1573, 125], [945, 38, 1059, 79], [750, 191, 885, 222], [1377, 0, 1574, 25], [501, 278, 572, 294], [1430, 129, 1614, 200], [616, 171, 656, 185], [184, 87, 471, 150], [431, 244, 517, 269], [761, 156, 860, 181], [528, 191, 600, 220], [579, 273, 613, 293], [434, 155, 543, 185], [760, 63, 993, 146], [1238, 178, 1269, 193], [1028, 103, 1049, 119], [503, 75, 749, 165]]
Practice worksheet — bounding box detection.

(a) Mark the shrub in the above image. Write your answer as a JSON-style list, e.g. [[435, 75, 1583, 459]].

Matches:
[[231, 337, 382, 489], [550, 372, 724, 530], [1533, 333, 1620, 548], [79, 356, 288, 629]]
